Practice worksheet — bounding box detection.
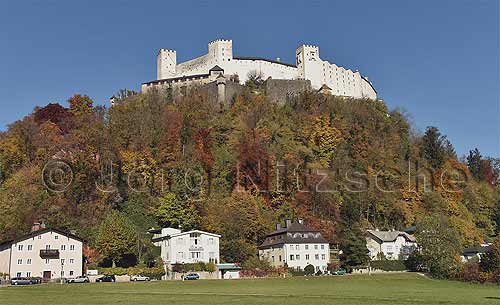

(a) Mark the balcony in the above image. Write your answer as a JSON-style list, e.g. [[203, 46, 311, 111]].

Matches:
[[40, 249, 59, 259], [189, 245, 204, 251]]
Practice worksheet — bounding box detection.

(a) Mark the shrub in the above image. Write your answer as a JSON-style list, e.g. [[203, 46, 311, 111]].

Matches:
[[304, 264, 315, 275], [370, 260, 406, 271]]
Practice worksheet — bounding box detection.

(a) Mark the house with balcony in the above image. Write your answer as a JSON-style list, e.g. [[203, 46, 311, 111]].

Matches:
[[258, 219, 330, 273], [150, 227, 220, 271], [366, 229, 417, 260], [0, 223, 84, 281]]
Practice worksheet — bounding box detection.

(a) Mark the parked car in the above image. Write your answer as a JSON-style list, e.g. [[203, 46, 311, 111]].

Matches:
[[11, 277, 32, 285], [28, 277, 42, 284], [332, 268, 347, 275], [183, 273, 200, 280], [130, 275, 150, 281], [96, 275, 116, 282], [67, 276, 90, 283]]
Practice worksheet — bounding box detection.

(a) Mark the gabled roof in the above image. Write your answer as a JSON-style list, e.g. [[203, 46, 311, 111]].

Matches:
[[209, 65, 224, 72], [0, 228, 85, 248], [463, 245, 491, 256], [152, 229, 221, 243], [367, 230, 416, 243], [259, 221, 328, 249]]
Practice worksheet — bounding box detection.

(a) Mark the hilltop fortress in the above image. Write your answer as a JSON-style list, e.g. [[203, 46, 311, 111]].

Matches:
[[141, 39, 377, 102]]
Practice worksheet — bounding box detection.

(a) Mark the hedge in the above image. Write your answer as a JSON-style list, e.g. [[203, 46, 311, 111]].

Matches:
[[370, 260, 407, 271], [97, 266, 165, 279]]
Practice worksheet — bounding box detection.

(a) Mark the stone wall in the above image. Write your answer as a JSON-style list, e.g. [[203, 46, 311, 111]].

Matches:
[[264, 79, 312, 104]]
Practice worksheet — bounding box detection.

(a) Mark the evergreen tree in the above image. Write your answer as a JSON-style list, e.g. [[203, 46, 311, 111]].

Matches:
[[467, 148, 482, 180], [340, 224, 369, 269], [421, 126, 455, 169]]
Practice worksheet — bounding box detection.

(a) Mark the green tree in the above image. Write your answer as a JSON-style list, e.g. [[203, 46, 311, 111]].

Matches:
[[479, 236, 500, 272], [416, 215, 461, 278], [421, 126, 455, 169], [304, 264, 315, 275], [155, 192, 199, 230], [96, 211, 137, 267], [340, 224, 369, 269], [467, 148, 482, 180]]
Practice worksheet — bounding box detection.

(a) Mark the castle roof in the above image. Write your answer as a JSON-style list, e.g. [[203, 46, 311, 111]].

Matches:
[[233, 56, 296, 68], [209, 65, 224, 72]]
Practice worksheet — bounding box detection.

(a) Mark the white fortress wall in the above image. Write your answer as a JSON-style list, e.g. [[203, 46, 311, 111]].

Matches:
[[225, 58, 298, 83]]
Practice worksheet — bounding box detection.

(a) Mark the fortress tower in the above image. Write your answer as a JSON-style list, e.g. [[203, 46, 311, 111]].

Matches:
[[157, 49, 176, 80], [208, 39, 233, 63], [296, 44, 322, 88]]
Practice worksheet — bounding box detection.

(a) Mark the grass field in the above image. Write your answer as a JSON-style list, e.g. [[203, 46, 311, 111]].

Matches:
[[0, 273, 499, 305]]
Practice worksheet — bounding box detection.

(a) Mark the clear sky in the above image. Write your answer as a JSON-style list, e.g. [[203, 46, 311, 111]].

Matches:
[[1, 0, 498, 157]]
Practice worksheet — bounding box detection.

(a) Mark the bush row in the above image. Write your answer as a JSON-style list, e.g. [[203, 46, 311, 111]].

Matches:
[[370, 260, 407, 271], [97, 266, 165, 279]]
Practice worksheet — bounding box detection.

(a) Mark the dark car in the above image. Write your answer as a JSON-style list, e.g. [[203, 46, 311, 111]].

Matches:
[[11, 277, 32, 285], [96, 275, 116, 282], [183, 273, 200, 280]]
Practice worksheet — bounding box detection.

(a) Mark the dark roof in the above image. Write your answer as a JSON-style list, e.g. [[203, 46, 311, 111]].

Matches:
[[463, 245, 491, 255], [142, 73, 210, 85], [0, 228, 85, 247], [233, 56, 296, 68], [259, 221, 328, 249], [209, 65, 224, 72]]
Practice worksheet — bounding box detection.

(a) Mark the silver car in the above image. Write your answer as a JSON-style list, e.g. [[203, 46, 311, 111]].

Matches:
[[67, 276, 90, 283], [11, 277, 32, 285]]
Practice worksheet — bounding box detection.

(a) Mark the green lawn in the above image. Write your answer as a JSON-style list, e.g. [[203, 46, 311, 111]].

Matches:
[[0, 273, 498, 305]]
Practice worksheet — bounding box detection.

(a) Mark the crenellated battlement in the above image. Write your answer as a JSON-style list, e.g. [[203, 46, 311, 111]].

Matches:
[[208, 39, 232, 45], [159, 48, 176, 53]]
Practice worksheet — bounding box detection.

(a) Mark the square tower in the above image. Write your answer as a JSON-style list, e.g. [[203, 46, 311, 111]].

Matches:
[[208, 39, 233, 64], [296, 44, 322, 88], [157, 49, 176, 80]]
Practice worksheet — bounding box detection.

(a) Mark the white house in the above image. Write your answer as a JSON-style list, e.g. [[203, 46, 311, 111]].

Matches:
[[151, 227, 220, 270], [366, 230, 417, 260], [0, 224, 84, 281], [259, 219, 330, 273]]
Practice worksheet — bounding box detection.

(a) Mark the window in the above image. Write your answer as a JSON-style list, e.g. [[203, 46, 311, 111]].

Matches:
[[17, 259, 22, 265], [289, 255, 294, 261], [61, 245, 66, 251], [314, 245, 318, 250], [321, 254, 326, 260], [295, 245, 299, 250], [305, 245, 309, 250], [26, 272, 31, 277], [61, 271, 64, 277], [55, 235, 59, 240], [27, 245, 32, 251], [315, 254, 319, 260], [16, 272, 21, 277], [321, 245, 325, 250], [209, 238, 214, 245], [69, 259, 74, 264], [45, 245, 50, 250], [279, 255, 282, 262], [295, 254, 300, 260], [69, 271, 74, 276], [69, 245, 75, 251], [45, 259, 50, 264], [18, 245, 23, 251], [305, 254, 310, 260], [38, 235, 42, 239], [61, 259, 65, 265], [271, 256, 275, 262], [27, 259, 32, 265]]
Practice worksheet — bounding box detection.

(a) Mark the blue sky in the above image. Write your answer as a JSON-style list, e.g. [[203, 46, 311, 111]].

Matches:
[[1, 0, 498, 157]]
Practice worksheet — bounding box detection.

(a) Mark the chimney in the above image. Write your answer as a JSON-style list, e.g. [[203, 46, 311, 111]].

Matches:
[[285, 219, 292, 228], [30, 222, 41, 233], [297, 218, 304, 224], [40, 221, 46, 229], [276, 223, 282, 230]]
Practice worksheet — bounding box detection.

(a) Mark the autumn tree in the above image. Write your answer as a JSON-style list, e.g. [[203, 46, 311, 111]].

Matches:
[[67, 94, 94, 115], [96, 211, 137, 267]]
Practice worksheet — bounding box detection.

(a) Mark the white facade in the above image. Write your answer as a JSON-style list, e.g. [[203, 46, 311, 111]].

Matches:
[[155, 39, 377, 99], [366, 230, 417, 260], [0, 228, 83, 280], [152, 228, 220, 268], [259, 220, 330, 272]]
